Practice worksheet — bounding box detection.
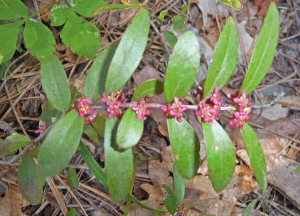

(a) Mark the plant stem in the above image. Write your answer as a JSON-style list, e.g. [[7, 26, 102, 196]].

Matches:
[[28, 0, 62, 18]]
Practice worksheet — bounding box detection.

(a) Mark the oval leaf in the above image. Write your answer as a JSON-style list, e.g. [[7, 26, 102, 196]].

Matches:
[[40, 101, 62, 127], [104, 118, 133, 202], [83, 125, 99, 143], [67, 168, 79, 189], [72, 0, 107, 17], [203, 17, 238, 98], [240, 2, 279, 95], [133, 79, 163, 101], [116, 109, 144, 149], [0, 135, 31, 157], [218, 0, 241, 10], [38, 110, 84, 178], [163, 185, 177, 214], [23, 18, 56, 61], [92, 115, 105, 138], [240, 123, 267, 195], [167, 118, 200, 179], [164, 32, 200, 102], [202, 121, 235, 192], [173, 163, 185, 206], [40, 55, 71, 112], [85, 42, 119, 102], [105, 9, 150, 93], [0, 0, 27, 20], [242, 198, 258, 216], [18, 153, 45, 204], [0, 21, 22, 63], [163, 31, 178, 49]]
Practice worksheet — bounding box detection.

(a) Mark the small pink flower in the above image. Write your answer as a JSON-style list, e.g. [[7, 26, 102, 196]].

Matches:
[[210, 87, 222, 107], [232, 90, 252, 111], [84, 112, 98, 125], [175, 204, 189, 216], [195, 102, 218, 124], [132, 100, 150, 120], [229, 109, 251, 129], [75, 96, 94, 118], [35, 124, 45, 133], [101, 91, 126, 119], [161, 97, 187, 122]]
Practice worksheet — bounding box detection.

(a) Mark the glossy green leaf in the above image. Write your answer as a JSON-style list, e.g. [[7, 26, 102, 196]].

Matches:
[[93, 4, 143, 14], [18, 153, 45, 204], [240, 2, 279, 95], [218, 0, 241, 10], [159, 10, 167, 21], [164, 32, 200, 102], [50, 5, 73, 26], [40, 55, 71, 112], [167, 118, 200, 179], [105, 9, 150, 93], [240, 123, 267, 194], [92, 116, 105, 138], [116, 109, 143, 149], [172, 15, 186, 32], [23, 19, 55, 61], [242, 198, 258, 216], [72, 0, 107, 17], [104, 117, 133, 202], [60, 12, 100, 59], [163, 185, 177, 214], [133, 79, 163, 101], [85, 42, 119, 102], [163, 31, 178, 49], [203, 17, 238, 98], [40, 101, 62, 127], [0, 135, 30, 157], [202, 121, 235, 192], [38, 110, 84, 178], [67, 208, 77, 216], [173, 163, 185, 206], [79, 142, 108, 188], [84, 125, 99, 143], [0, 0, 27, 20], [67, 168, 79, 189], [293, 166, 300, 174], [0, 21, 22, 62]]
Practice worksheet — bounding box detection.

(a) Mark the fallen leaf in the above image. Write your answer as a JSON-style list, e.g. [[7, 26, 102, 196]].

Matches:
[[40, 0, 56, 22], [254, 0, 279, 18], [278, 95, 300, 110], [252, 104, 289, 121]]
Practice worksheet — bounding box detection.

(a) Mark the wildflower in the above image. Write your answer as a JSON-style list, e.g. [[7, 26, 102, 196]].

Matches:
[[232, 90, 252, 111], [210, 87, 222, 107], [175, 204, 189, 216], [195, 102, 218, 123], [101, 91, 125, 119], [229, 108, 251, 129], [160, 97, 187, 122], [35, 124, 46, 134], [84, 112, 98, 125], [131, 100, 150, 120], [75, 96, 94, 117]]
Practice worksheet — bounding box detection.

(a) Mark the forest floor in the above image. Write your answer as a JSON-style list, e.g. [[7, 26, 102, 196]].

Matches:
[[0, 0, 300, 215]]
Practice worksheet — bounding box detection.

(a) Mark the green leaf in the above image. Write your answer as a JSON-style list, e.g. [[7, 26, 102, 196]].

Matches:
[[293, 166, 300, 174], [202, 121, 235, 192], [203, 17, 238, 98], [116, 109, 144, 149], [180, 4, 190, 14], [0, 21, 22, 62], [79, 142, 108, 188], [40, 101, 62, 127], [242, 198, 258, 216], [0, 135, 30, 157], [67, 168, 79, 189], [38, 110, 84, 178], [70, 86, 82, 104], [67, 208, 77, 216], [85, 42, 119, 102], [105, 9, 150, 93], [83, 125, 99, 143], [167, 118, 200, 179], [18, 153, 45, 204], [163, 185, 177, 215], [218, 0, 241, 10], [50, 5, 73, 26], [1, 0, 10, 9], [93, 4, 144, 14], [104, 117, 133, 202], [72, 0, 107, 18], [60, 12, 100, 60], [164, 32, 200, 102], [92, 115, 105, 138], [0, 0, 27, 20], [133, 79, 163, 101], [240, 123, 267, 195], [172, 15, 186, 32], [159, 10, 167, 21], [173, 163, 185, 206], [163, 31, 178, 49], [240, 2, 279, 95], [131, 195, 168, 213], [40, 55, 71, 112], [23, 18, 55, 61]]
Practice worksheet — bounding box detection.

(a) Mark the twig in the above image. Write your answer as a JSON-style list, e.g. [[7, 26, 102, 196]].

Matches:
[[251, 92, 286, 109], [280, 33, 300, 42]]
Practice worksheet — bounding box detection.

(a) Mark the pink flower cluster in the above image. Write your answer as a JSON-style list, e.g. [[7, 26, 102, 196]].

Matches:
[[228, 91, 252, 129], [101, 91, 125, 119], [160, 97, 188, 122], [75, 96, 98, 125], [175, 204, 189, 216], [35, 124, 46, 133], [132, 99, 150, 120], [195, 87, 222, 123]]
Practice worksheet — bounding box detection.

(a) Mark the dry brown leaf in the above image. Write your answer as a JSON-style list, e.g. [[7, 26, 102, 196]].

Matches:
[[253, 0, 279, 17], [278, 95, 300, 110], [40, 0, 56, 22], [0, 184, 30, 216]]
